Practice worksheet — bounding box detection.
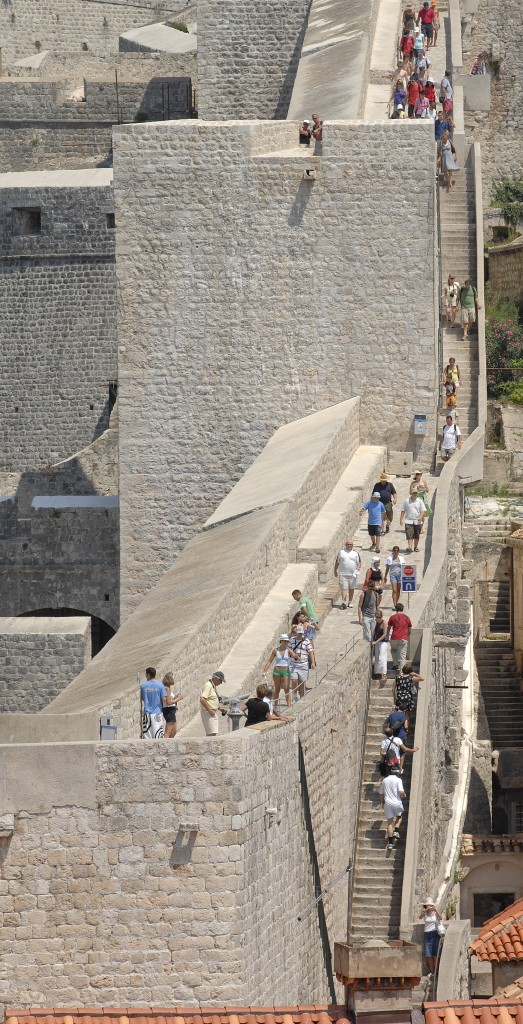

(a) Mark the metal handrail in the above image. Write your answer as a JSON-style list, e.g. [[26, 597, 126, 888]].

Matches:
[[274, 634, 361, 711], [347, 649, 373, 939]]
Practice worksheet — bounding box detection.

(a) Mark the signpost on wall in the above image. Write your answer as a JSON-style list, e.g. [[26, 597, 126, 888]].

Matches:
[[401, 564, 417, 609]]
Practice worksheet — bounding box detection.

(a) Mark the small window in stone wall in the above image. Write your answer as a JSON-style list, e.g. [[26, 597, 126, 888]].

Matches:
[[12, 207, 41, 236], [106, 212, 115, 230]]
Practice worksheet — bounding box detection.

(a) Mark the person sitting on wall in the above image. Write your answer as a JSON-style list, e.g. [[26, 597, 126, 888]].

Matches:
[[311, 113, 323, 141]]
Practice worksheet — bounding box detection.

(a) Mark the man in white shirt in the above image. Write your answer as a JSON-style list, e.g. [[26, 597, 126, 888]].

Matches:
[[334, 539, 361, 609], [379, 772, 406, 850], [400, 495, 425, 552], [440, 415, 462, 461]]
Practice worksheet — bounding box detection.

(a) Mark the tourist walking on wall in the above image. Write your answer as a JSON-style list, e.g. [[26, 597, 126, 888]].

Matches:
[[334, 539, 361, 609], [442, 275, 460, 326], [440, 414, 462, 460], [387, 603, 412, 671], [384, 546, 406, 610], [291, 589, 318, 622], [290, 625, 316, 699], [263, 634, 298, 708], [200, 671, 227, 736], [371, 472, 397, 533], [418, 1, 435, 46], [421, 898, 444, 975], [380, 731, 419, 772], [364, 556, 383, 605], [400, 492, 425, 552], [439, 130, 458, 191], [412, 470, 432, 522], [360, 492, 387, 552], [372, 609, 388, 682], [393, 662, 424, 714], [140, 667, 167, 739], [379, 772, 406, 850], [460, 278, 481, 338], [162, 671, 183, 738], [358, 578, 378, 642], [444, 356, 461, 387]]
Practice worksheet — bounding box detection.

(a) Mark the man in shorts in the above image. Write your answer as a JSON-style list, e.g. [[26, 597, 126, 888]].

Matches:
[[400, 494, 425, 552], [440, 414, 462, 460], [289, 625, 316, 699], [360, 492, 387, 552], [334, 539, 361, 609], [379, 771, 406, 850], [371, 472, 397, 533], [459, 279, 479, 338]]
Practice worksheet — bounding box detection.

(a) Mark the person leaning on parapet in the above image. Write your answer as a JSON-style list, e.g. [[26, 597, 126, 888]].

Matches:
[[358, 578, 378, 643], [140, 666, 167, 740], [440, 414, 462, 461], [242, 684, 291, 727], [299, 119, 312, 145], [360, 492, 387, 552], [334, 539, 361, 610], [311, 113, 323, 142], [371, 473, 397, 534], [200, 671, 227, 737]]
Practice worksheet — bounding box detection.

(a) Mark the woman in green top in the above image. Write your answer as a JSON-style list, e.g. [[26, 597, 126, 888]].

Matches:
[[411, 471, 432, 521], [460, 279, 481, 339]]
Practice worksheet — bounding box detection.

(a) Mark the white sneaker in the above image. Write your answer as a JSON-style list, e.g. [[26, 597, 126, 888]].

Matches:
[[348, 601, 353, 608]]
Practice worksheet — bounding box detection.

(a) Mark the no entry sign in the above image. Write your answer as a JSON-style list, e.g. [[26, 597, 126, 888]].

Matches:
[[401, 564, 417, 592]]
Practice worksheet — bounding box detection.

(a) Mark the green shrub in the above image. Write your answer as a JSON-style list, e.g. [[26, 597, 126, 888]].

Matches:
[[500, 380, 523, 405], [492, 176, 523, 228], [166, 19, 188, 31]]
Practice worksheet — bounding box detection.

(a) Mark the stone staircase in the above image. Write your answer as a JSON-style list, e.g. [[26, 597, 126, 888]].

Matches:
[[350, 678, 414, 941], [440, 147, 478, 441], [488, 581, 510, 635], [475, 641, 523, 748], [470, 515, 512, 545]]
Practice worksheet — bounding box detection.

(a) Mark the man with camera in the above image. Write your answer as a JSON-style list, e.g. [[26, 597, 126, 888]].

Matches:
[[200, 671, 228, 736]]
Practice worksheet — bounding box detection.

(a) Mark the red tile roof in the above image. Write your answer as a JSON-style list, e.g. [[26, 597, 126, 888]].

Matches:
[[6, 1008, 351, 1024], [471, 898, 523, 962], [424, 998, 523, 1024]]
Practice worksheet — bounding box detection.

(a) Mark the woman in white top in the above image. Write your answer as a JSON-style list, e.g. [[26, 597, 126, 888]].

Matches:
[[263, 634, 298, 709], [384, 546, 406, 610], [420, 897, 443, 975]]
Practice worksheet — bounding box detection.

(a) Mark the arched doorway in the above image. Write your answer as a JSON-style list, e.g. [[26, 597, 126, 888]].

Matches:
[[18, 608, 115, 657]]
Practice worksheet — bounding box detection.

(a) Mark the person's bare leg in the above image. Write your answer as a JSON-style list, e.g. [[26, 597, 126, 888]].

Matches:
[[406, 532, 414, 552], [283, 676, 291, 708], [273, 674, 281, 706], [348, 586, 355, 604]]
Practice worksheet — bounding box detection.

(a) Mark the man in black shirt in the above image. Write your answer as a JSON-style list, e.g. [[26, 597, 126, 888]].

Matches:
[[372, 473, 397, 534]]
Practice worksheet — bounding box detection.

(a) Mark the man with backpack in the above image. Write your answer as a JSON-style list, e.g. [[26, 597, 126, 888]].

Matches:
[[381, 727, 419, 773], [459, 278, 481, 338], [440, 414, 462, 461]]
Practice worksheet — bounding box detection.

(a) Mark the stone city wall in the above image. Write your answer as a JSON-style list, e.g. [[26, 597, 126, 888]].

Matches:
[[113, 118, 438, 612], [0, 77, 192, 124], [0, 0, 181, 68], [0, 123, 115, 172], [464, 0, 523, 202], [0, 616, 91, 713], [197, 0, 311, 119], [0, 183, 117, 472], [0, 505, 119, 630], [0, 639, 370, 1010], [7, 51, 196, 84], [488, 237, 523, 302]]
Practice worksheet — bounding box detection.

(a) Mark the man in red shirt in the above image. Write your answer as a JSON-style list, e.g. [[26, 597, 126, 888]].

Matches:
[[387, 603, 412, 671], [407, 76, 421, 117], [418, 0, 435, 45]]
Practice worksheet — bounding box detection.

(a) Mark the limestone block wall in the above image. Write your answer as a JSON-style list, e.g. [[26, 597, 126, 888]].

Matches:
[[0, 505, 119, 630], [0, 616, 91, 713], [0, 642, 369, 1011], [0, 78, 192, 124], [0, 0, 180, 68], [114, 118, 438, 613], [488, 237, 523, 302], [0, 124, 115, 172], [7, 51, 197, 84], [197, 0, 311, 119], [0, 183, 117, 472], [465, 0, 523, 202]]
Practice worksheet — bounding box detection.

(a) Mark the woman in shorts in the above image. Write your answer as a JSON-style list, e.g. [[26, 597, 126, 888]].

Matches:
[[162, 671, 183, 738], [263, 634, 297, 709], [442, 274, 460, 326], [384, 546, 405, 610]]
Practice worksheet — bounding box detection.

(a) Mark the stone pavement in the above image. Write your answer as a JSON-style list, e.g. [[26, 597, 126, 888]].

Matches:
[[309, 471, 434, 683]]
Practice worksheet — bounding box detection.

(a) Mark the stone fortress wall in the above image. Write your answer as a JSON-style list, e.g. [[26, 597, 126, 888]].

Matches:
[[463, 0, 523, 203], [0, 0, 184, 67], [0, 616, 91, 712], [114, 117, 438, 616], [0, 174, 116, 473], [6, 51, 197, 84]]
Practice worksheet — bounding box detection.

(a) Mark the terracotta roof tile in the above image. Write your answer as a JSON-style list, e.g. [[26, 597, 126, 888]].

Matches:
[[424, 1000, 523, 1024], [471, 900, 523, 962], [5, 1010, 350, 1024]]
